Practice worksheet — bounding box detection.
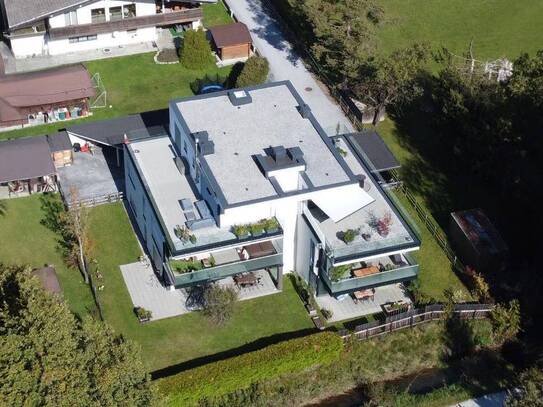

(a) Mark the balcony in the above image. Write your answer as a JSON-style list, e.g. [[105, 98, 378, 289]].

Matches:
[[321, 253, 419, 294], [171, 240, 283, 288], [49, 8, 203, 40]]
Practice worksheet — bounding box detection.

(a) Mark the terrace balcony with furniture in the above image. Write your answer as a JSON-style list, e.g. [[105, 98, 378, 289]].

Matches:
[[320, 252, 419, 295], [166, 239, 283, 288]]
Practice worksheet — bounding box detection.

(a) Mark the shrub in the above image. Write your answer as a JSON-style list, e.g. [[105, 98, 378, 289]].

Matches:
[[321, 308, 333, 320], [202, 285, 238, 325], [330, 265, 350, 281], [235, 56, 270, 87], [158, 332, 343, 405], [170, 259, 202, 274], [135, 307, 152, 321], [342, 229, 357, 244], [232, 224, 249, 238], [490, 299, 521, 344], [179, 29, 215, 69]]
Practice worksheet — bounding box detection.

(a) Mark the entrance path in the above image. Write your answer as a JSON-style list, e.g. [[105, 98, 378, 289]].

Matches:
[[226, 0, 354, 135]]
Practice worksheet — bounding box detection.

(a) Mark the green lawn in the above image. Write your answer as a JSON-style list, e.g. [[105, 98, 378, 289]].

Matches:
[[203, 0, 233, 27], [0, 52, 232, 141], [88, 203, 313, 372], [378, 0, 543, 60], [378, 120, 469, 301], [0, 195, 95, 316]]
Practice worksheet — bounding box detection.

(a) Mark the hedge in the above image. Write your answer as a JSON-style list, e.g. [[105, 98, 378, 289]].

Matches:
[[158, 331, 343, 406]]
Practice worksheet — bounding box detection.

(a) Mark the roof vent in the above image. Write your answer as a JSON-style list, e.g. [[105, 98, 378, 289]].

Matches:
[[287, 146, 304, 161], [297, 103, 311, 118], [228, 90, 252, 106], [199, 140, 215, 156], [270, 146, 287, 162]]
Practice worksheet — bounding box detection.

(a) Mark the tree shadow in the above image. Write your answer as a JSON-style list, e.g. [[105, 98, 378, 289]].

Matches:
[[441, 315, 476, 363]]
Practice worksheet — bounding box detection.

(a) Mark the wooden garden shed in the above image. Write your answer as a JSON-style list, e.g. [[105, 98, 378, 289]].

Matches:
[[209, 22, 252, 61]]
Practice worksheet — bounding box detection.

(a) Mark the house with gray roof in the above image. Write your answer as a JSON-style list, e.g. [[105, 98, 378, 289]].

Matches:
[[125, 81, 421, 322], [0, 0, 214, 59]]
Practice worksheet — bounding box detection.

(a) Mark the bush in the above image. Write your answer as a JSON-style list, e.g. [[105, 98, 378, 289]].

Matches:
[[342, 229, 357, 244], [158, 332, 343, 405], [170, 259, 203, 274], [490, 300, 521, 344], [235, 56, 270, 87], [202, 285, 238, 325], [180, 29, 215, 70]]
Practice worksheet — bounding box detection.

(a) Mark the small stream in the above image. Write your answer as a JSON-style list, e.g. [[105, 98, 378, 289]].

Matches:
[[306, 368, 453, 407]]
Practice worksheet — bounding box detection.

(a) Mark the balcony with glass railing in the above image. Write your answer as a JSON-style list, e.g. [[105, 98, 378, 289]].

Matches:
[[170, 239, 283, 288], [320, 253, 419, 294]]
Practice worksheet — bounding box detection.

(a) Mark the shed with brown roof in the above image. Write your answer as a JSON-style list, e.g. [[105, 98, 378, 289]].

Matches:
[[209, 22, 252, 60], [0, 64, 95, 128]]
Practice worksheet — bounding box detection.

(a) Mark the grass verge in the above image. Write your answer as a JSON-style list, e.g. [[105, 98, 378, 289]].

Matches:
[[87, 202, 313, 372]]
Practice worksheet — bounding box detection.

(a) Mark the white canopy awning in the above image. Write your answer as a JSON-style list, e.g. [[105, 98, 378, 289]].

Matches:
[[312, 184, 374, 223]]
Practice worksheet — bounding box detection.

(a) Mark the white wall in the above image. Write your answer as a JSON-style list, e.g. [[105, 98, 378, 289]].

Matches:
[[10, 35, 45, 58], [49, 0, 156, 28], [47, 27, 156, 55]]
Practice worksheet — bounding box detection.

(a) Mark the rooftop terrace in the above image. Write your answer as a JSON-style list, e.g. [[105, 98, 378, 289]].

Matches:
[[305, 136, 419, 261], [173, 82, 353, 205], [129, 136, 283, 254]]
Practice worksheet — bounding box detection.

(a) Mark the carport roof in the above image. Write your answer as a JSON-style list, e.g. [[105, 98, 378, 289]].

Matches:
[[47, 131, 72, 152], [0, 136, 55, 183], [66, 114, 155, 146], [345, 130, 400, 173]]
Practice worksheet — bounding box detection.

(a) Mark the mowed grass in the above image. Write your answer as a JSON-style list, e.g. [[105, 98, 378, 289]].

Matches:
[[203, 0, 233, 27], [88, 203, 313, 372], [0, 195, 95, 316], [378, 0, 543, 60], [0, 51, 232, 141], [378, 120, 469, 300]]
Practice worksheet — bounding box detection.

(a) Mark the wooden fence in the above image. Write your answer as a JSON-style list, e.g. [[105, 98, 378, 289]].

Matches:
[[338, 303, 493, 341]]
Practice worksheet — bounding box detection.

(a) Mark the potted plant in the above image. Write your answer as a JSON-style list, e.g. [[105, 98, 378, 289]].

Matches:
[[330, 265, 350, 282], [321, 308, 333, 320], [376, 212, 393, 237], [342, 229, 357, 244], [175, 225, 196, 243], [232, 224, 250, 239], [250, 222, 265, 236], [135, 307, 152, 323], [264, 218, 280, 233]]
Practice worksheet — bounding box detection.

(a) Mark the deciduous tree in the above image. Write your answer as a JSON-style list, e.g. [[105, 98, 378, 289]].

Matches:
[[0, 264, 155, 406]]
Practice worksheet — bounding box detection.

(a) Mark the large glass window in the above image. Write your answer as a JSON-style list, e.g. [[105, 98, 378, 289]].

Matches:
[[64, 10, 78, 26], [91, 8, 106, 23], [109, 6, 122, 21], [123, 4, 137, 18]]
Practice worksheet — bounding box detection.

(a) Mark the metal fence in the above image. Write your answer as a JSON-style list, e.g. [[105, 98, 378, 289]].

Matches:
[[338, 303, 493, 341]]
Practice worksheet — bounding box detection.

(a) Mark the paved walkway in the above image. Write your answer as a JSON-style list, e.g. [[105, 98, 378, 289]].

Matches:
[[121, 262, 279, 321], [449, 392, 506, 407], [315, 283, 411, 323], [225, 0, 354, 135], [0, 40, 157, 74]]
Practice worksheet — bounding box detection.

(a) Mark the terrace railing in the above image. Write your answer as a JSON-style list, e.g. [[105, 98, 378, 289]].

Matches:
[[338, 303, 493, 341], [173, 252, 283, 288], [321, 253, 419, 294]]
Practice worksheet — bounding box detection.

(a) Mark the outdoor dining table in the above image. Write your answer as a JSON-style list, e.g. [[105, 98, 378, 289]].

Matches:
[[234, 272, 258, 287], [353, 288, 375, 302], [352, 266, 380, 278]]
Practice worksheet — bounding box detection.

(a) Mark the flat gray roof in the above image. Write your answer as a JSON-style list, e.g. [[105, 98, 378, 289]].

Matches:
[[129, 136, 235, 252], [173, 82, 352, 205], [347, 131, 400, 173]]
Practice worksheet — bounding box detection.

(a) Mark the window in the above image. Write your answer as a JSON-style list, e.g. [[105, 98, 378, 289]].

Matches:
[[69, 34, 97, 43], [109, 6, 122, 21], [91, 8, 106, 23], [64, 10, 78, 26], [123, 4, 137, 18]]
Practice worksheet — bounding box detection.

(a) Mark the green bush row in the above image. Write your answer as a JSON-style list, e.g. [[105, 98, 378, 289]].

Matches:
[[158, 331, 343, 406]]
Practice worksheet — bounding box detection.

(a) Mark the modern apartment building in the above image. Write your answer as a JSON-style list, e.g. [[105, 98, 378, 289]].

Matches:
[[124, 81, 421, 318]]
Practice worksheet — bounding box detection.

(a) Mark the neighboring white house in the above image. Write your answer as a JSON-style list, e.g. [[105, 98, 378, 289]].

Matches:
[[0, 0, 212, 58], [123, 81, 421, 322]]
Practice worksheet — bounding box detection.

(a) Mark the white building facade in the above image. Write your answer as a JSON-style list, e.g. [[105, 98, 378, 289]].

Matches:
[[124, 82, 421, 319], [2, 0, 205, 58]]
